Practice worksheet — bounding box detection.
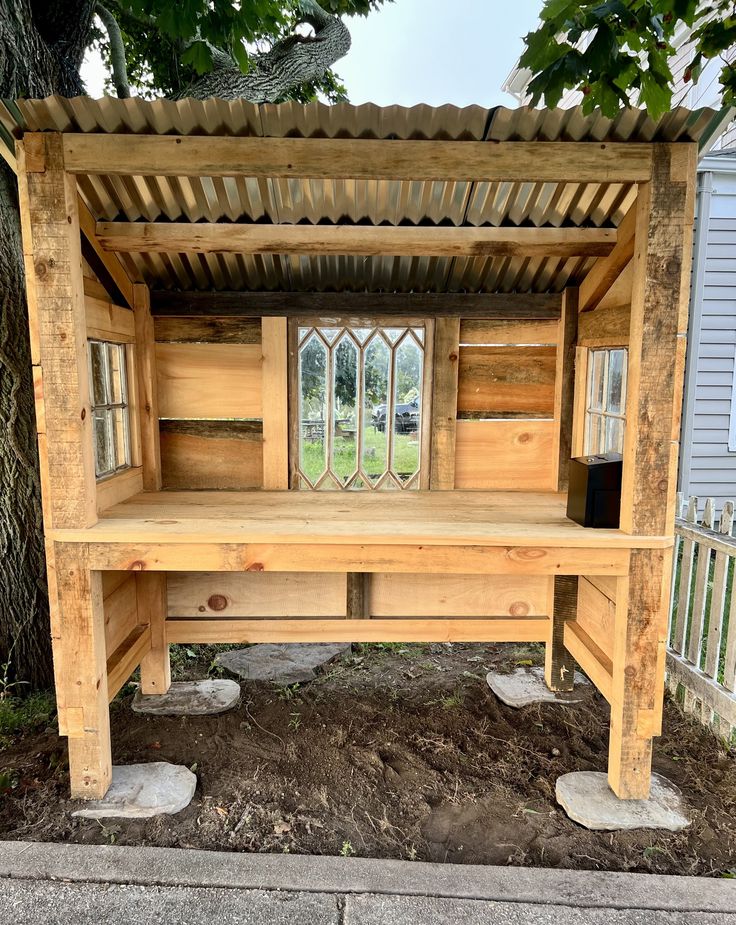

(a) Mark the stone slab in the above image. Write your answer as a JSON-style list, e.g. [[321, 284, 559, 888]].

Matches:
[[556, 771, 690, 832], [215, 643, 351, 685], [486, 666, 590, 708], [72, 763, 197, 820], [132, 680, 240, 716]]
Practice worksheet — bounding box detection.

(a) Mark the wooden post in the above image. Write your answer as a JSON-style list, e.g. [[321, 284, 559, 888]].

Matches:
[[611, 143, 697, 799], [132, 283, 162, 491], [430, 317, 460, 489], [347, 573, 369, 619], [554, 288, 578, 492], [17, 134, 112, 799], [137, 573, 170, 695], [261, 317, 289, 489], [54, 544, 111, 799], [545, 576, 577, 692]]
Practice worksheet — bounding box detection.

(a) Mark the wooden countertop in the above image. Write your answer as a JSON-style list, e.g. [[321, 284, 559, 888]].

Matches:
[[51, 490, 673, 549]]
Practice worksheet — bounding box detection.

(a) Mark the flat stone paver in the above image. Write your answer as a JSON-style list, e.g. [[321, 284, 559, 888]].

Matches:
[[487, 666, 590, 708], [72, 763, 196, 820], [556, 771, 690, 832], [132, 679, 240, 715], [215, 643, 351, 684]]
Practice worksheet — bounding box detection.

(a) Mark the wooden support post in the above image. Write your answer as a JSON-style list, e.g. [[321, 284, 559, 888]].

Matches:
[[347, 573, 369, 620], [261, 317, 289, 489], [132, 283, 162, 490], [554, 288, 578, 492], [430, 317, 460, 489], [54, 544, 111, 799], [545, 576, 577, 692], [611, 143, 697, 799], [137, 573, 170, 696]]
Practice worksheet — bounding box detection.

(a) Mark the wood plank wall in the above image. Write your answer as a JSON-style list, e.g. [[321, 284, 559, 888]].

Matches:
[[153, 316, 264, 489]]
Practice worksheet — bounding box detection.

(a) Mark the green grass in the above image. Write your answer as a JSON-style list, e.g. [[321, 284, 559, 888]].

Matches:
[[0, 691, 56, 747], [300, 425, 419, 484]]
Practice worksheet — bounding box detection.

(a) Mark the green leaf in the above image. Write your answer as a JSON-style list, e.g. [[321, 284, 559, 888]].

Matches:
[[181, 40, 214, 75], [639, 70, 672, 120]]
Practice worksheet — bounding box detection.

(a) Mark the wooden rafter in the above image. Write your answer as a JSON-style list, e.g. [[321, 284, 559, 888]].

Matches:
[[96, 222, 617, 258], [62, 134, 653, 183]]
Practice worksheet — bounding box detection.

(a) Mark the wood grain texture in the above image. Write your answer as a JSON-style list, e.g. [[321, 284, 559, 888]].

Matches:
[[77, 195, 134, 309], [64, 135, 653, 182], [97, 221, 617, 257], [577, 302, 630, 347], [620, 144, 697, 536], [576, 576, 615, 661], [546, 575, 577, 692], [571, 347, 589, 458], [370, 574, 551, 617], [85, 296, 135, 342], [554, 289, 578, 491], [579, 203, 637, 312], [152, 290, 562, 319], [454, 420, 556, 491], [102, 573, 138, 656], [17, 133, 97, 530], [154, 316, 261, 344], [96, 467, 144, 514], [137, 572, 170, 696], [156, 342, 262, 419], [166, 572, 347, 618], [459, 319, 559, 345], [160, 420, 263, 490], [564, 619, 613, 703], [261, 317, 289, 489], [52, 543, 111, 799], [133, 284, 162, 490], [106, 624, 151, 702], [430, 317, 460, 489], [166, 617, 550, 645], [347, 573, 368, 620], [457, 345, 556, 416]]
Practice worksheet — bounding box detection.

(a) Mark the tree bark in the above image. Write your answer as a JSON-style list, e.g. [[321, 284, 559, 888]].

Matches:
[[0, 0, 95, 688], [178, 0, 351, 102]]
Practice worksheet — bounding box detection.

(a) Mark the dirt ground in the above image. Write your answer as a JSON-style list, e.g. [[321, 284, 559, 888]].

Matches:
[[1, 641, 735, 876]]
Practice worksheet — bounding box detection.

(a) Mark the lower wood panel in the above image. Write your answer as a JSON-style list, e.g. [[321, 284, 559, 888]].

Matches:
[[564, 620, 613, 702], [160, 420, 263, 490], [454, 420, 556, 490], [166, 616, 550, 644], [103, 573, 139, 655], [370, 573, 551, 617], [457, 345, 556, 416], [167, 571, 347, 617], [577, 576, 616, 660]]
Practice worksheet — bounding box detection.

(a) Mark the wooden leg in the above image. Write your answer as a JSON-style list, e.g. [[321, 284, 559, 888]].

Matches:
[[54, 544, 112, 800], [137, 573, 171, 695], [608, 549, 670, 799], [545, 576, 577, 692]]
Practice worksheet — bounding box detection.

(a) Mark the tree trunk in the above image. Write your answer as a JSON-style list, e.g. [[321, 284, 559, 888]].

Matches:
[[0, 0, 94, 688]]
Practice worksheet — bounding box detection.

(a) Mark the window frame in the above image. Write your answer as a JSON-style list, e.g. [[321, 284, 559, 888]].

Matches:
[[88, 338, 133, 481], [584, 346, 628, 456], [288, 316, 434, 490]]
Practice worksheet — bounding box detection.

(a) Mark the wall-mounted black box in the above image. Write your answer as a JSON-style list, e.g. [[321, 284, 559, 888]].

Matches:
[[566, 452, 623, 528]]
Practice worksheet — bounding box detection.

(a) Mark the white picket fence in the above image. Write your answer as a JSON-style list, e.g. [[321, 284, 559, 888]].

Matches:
[[667, 495, 736, 743]]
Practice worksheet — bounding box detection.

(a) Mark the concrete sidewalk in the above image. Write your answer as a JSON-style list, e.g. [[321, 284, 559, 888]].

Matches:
[[0, 840, 734, 924]]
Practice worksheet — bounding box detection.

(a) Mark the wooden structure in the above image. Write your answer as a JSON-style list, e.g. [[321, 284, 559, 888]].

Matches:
[[3, 97, 709, 802]]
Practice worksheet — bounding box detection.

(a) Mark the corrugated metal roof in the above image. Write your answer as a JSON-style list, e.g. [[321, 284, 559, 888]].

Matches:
[[0, 97, 714, 295]]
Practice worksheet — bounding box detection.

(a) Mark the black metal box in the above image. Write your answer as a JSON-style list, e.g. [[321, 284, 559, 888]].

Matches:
[[566, 452, 623, 529]]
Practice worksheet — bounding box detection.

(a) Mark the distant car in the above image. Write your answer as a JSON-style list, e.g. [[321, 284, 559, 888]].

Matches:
[[372, 397, 419, 433]]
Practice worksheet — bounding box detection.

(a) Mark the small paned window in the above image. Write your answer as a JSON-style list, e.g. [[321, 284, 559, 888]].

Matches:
[[294, 323, 427, 490], [585, 348, 628, 455], [89, 340, 131, 479]]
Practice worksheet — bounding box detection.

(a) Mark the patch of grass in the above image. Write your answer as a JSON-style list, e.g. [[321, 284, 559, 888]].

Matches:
[[301, 426, 420, 484], [339, 840, 355, 857], [0, 691, 56, 746]]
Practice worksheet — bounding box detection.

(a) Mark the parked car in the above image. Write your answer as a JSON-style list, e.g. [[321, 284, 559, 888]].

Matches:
[[372, 397, 420, 433]]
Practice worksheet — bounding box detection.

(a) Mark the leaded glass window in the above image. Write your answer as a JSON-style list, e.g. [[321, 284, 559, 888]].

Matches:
[[585, 347, 628, 455], [294, 323, 428, 490], [89, 339, 132, 480]]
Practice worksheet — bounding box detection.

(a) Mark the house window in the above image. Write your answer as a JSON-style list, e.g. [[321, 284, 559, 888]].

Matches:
[[585, 348, 628, 455], [89, 340, 132, 479], [294, 323, 427, 489]]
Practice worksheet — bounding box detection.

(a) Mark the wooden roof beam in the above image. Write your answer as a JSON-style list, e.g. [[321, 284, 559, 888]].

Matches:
[[78, 198, 135, 308], [63, 135, 653, 183], [578, 203, 637, 313], [149, 290, 563, 319], [96, 222, 617, 258]]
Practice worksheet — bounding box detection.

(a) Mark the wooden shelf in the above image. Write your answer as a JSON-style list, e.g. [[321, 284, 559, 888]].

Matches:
[[52, 489, 671, 550]]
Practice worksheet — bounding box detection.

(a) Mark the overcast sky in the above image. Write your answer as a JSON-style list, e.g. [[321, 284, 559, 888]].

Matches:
[[81, 0, 541, 105]]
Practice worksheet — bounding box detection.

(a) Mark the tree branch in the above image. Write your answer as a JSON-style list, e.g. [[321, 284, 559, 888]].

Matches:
[[172, 0, 351, 103], [95, 2, 130, 98]]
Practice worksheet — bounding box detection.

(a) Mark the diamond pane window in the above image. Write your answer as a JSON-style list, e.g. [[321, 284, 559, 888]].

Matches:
[[295, 323, 427, 490], [88, 339, 132, 480], [584, 348, 628, 455]]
